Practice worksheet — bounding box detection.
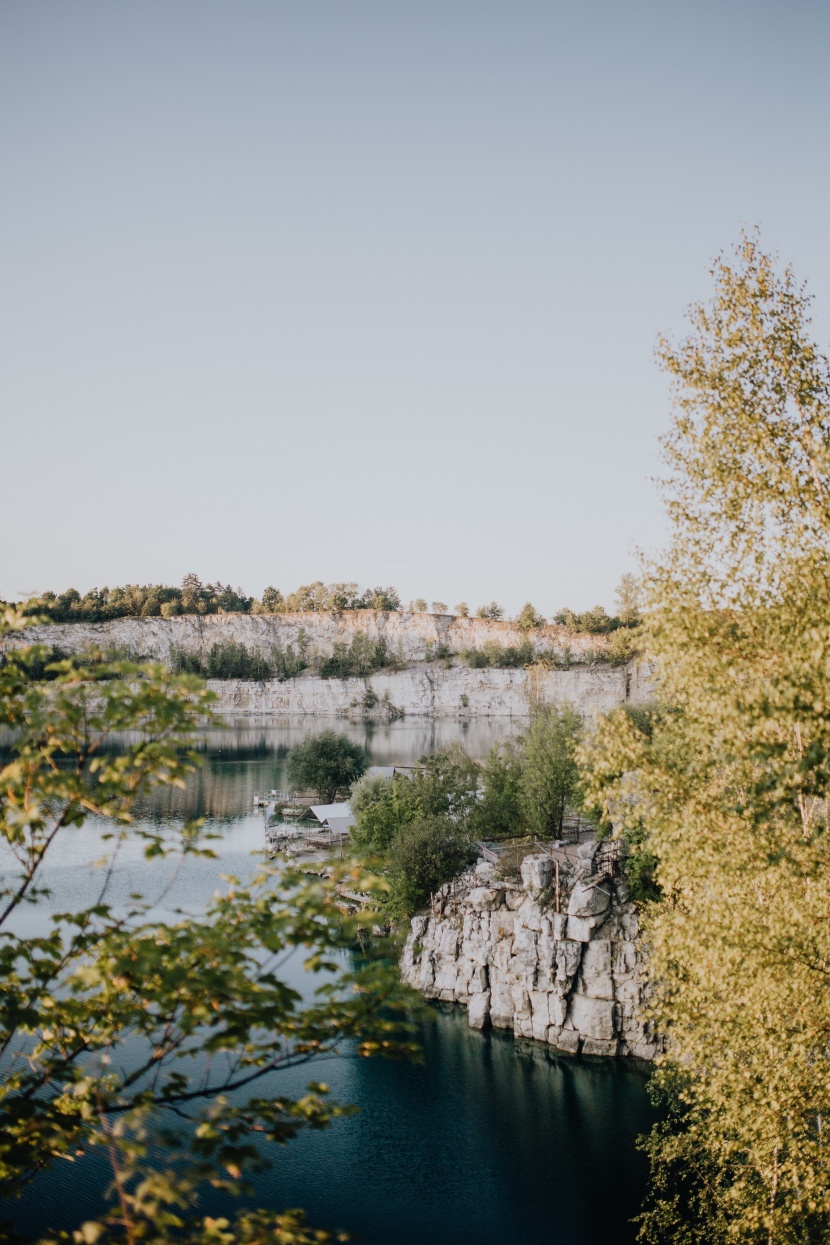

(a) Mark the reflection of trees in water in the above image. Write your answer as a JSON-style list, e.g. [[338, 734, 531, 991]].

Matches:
[[13, 716, 522, 824], [104, 716, 519, 761], [135, 758, 289, 823]]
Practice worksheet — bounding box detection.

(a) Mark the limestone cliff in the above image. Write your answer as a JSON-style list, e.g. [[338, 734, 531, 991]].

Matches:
[[7, 610, 607, 663], [401, 847, 659, 1061], [3, 613, 654, 719], [203, 663, 643, 718]]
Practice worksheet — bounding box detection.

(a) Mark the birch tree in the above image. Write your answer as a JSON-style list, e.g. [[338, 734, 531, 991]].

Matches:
[[581, 233, 830, 1243]]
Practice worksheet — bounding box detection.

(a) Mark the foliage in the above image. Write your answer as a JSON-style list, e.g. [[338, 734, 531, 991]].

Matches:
[[475, 602, 504, 620], [168, 639, 304, 681], [384, 818, 477, 919], [516, 704, 583, 838], [281, 583, 402, 613], [516, 603, 545, 630], [580, 233, 830, 1243], [0, 644, 73, 682], [553, 604, 619, 633], [411, 745, 480, 823], [7, 578, 404, 623], [470, 740, 523, 839], [285, 731, 368, 802], [318, 635, 401, 679], [350, 746, 481, 917], [431, 601, 448, 614], [257, 585, 285, 612], [349, 773, 419, 852], [0, 611, 417, 1244], [593, 627, 640, 666], [12, 576, 255, 622], [614, 573, 642, 625], [462, 641, 536, 669], [454, 602, 470, 617]]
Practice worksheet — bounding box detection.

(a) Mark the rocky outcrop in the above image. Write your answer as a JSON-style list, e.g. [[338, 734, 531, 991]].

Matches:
[[205, 664, 635, 718], [5, 611, 611, 665], [4, 613, 655, 719], [401, 848, 659, 1061]]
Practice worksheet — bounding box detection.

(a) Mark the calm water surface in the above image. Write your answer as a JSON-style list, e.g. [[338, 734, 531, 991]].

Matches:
[[2, 717, 653, 1245]]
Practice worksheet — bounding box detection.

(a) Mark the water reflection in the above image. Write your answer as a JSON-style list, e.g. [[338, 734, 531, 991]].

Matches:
[[131, 715, 520, 823]]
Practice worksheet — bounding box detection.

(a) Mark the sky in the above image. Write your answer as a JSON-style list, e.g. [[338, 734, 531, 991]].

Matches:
[[2, 0, 829, 615]]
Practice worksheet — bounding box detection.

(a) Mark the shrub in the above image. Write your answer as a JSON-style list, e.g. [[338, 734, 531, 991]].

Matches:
[[285, 730, 368, 802], [318, 634, 392, 679], [516, 603, 545, 630], [470, 740, 523, 839], [350, 773, 418, 851], [475, 601, 504, 620], [461, 641, 536, 669], [385, 817, 477, 918], [517, 703, 583, 838]]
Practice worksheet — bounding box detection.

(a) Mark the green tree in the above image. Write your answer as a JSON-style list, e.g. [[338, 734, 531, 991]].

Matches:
[[471, 740, 523, 839], [285, 730, 368, 803], [581, 233, 830, 1244], [0, 613, 415, 1244], [517, 704, 582, 837], [516, 603, 545, 631], [475, 602, 504, 620], [614, 573, 641, 625], [411, 744, 480, 824], [350, 772, 417, 851], [259, 585, 284, 612], [385, 817, 477, 918], [350, 746, 481, 915], [454, 602, 469, 617]]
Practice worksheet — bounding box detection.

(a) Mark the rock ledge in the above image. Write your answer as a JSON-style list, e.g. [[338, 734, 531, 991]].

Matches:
[[401, 851, 659, 1061]]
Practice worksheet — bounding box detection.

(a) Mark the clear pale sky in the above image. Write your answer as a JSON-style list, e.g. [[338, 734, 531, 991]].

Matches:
[[2, 0, 829, 615]]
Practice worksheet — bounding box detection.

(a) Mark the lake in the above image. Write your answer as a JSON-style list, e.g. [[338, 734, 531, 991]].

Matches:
[[1, 716, 653, 1245]]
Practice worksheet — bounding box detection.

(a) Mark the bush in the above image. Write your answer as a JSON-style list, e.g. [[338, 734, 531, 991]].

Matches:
[[461, 641, 536, 669], [475, 601, 504, 620], [169, 635, 308, 681], [385, 817, 477, 918], [350, 773, 418, 851], [318, 634, 395, 679], [517, 703, 583, 838], [0, 644, 71, 682], [470, 740, 523, 839], [516, 603, 545, 630], [285, 731, 368, 802]]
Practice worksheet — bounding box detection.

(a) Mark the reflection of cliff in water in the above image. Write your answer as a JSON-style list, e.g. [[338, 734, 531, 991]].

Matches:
[[131, 715, 517, 824]]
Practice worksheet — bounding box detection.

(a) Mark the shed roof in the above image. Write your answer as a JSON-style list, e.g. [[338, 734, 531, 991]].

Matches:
[[307, 802, 352, 824]]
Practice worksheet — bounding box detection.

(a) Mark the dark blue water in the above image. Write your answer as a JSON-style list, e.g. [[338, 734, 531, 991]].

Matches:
[[1, 717, 653, 1245]]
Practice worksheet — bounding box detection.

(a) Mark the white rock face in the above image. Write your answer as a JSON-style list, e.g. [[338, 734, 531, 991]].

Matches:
[[5, 614, 655, 719], [401, 854, 660, 1061], [520, 854, 551, 892]]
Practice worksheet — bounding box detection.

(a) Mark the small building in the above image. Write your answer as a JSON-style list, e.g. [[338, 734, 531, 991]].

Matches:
[[301, 802, 355, 837]]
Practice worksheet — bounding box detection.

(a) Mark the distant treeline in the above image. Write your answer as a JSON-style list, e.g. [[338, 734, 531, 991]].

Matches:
[[6, 577, 402, 624], [6, 574, 642, 635]]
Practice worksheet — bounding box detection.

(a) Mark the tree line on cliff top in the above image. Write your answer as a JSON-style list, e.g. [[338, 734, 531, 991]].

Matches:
[[5, 575, 642, 636]]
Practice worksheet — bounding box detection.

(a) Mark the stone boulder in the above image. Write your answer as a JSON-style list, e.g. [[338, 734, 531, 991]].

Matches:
[[567, 880, 611, 919], [520, 853, 551, 893], [467, 887, 502, 912], [569, 993, 616, 1041]]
